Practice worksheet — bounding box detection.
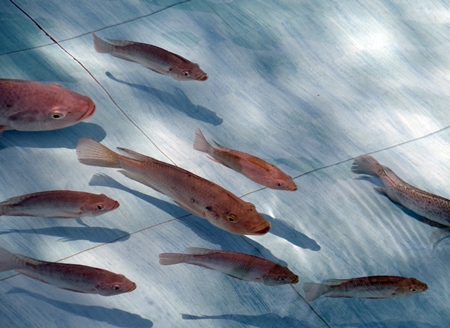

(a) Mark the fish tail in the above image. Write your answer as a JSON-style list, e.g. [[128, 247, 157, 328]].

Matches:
[[303, 282, 330, 302], [0, 247, 26, 272], [92, 32, 114, 54], [193, 128, 212, 154], [76, 138, 121, 168], [351, 154, 385, 177], [159, 253, 191, 266]]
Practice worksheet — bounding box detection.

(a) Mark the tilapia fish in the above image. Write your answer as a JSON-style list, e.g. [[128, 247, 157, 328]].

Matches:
[[76, 138, 270, 235], [194, 129, 297, 191], [92, 32, 208, 81], [0, 79, 95, 132], [0, 190, 119, 218], [303, 275, 427, 301], [159, 247, 299, 286], [0, 247, 136, 296], [352, 154, 450, 227]]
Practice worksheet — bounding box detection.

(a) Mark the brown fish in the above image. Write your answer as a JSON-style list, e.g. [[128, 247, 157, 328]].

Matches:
[[303, 276, 428, 301], [0, 247, 136, 296], [93, 32, 208, 81], [352, 154, 450, 227], [0, 79, 95, 133], [76, 138, 270, 235], [0, 190, 119, 218], [159, 247, 299, 286], [194, 129, 297, 191]]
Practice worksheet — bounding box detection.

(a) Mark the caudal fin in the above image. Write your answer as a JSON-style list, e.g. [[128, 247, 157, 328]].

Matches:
[[193, 129, 212, 154], [303, 282, 330, 302], [0, 247, 25, 272], [159, 253, 191, 265], [351, 154, 384, 177], [92, 32, 114, 54], [76, 138, 121, 168]]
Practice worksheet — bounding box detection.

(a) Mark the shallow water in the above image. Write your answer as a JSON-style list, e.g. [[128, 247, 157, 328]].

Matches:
[[1, 0, 450, 327]]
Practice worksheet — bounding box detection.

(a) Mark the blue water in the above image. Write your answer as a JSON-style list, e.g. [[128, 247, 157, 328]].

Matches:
[[1, 0, 450, 327]]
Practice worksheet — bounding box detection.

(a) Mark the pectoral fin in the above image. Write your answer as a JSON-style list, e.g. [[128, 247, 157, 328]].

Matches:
[[174, 200, 205, 219]]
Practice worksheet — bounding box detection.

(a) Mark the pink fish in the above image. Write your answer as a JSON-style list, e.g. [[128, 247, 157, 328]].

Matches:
[[0, 247, 136, 296], [303, 276, 428, 301], [0, 79, 95, 133], [194, 129, 297, 191], [159, 247, 299, 286], [0, 190, 119, 218], [76, 138, 270, 235], [93, 33, 208, 81]]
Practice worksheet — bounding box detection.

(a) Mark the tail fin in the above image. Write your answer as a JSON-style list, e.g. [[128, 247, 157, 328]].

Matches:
[[92, 32, 115, 54], [0, 247, 26, 272], [193, 129, 212, 154], [76, 138, 121, 168], [303, 282, 329, 302], [159, 253, 190, 266], [351, 155, 384, 177]]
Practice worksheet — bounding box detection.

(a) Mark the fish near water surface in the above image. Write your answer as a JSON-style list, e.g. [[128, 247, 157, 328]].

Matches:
[[76, 138, 270, 235], [92, 32, 208, 81], [303, 276, 427, 301], [0, 190, 119, 218], [159, 247, 299, 286], [0, 247, 136, 296], [193, 129, 297, 191], [0, 79, 95, 133], [352, 154, 450, 227]]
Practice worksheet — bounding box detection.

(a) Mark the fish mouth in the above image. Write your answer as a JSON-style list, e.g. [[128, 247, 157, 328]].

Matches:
[[127, 282, 137, 292], [292, 276, 299, 284], [79, 99, 96, 121], [111, 201, 120, 210], [251, 222, 271, 235], [288, 185, 298, 191], [197, 73, 208, 81]]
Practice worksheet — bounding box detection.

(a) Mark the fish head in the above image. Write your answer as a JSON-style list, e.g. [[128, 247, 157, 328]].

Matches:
[[6, 87, 96, 131], [263, 265, 299, 286], [204, 201, 271, 235], [266, 170, 298, 191], [80, 194, 120, 217], [169, 63, 208, 81], [396, 278, 428, 297], [95, 273, 137, 296]]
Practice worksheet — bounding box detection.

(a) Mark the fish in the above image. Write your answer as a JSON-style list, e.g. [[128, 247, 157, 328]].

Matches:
[[193, 129, 297, 191], [352, 154, 450, 227], [0, 247, 136, 296], [0, 190, 119, 218], [159, 247, 299, 286], [92, 32, 208, 81], [303, 275, 428, 301], [76, 138, 270, 235], [0, 79, 96, 133]]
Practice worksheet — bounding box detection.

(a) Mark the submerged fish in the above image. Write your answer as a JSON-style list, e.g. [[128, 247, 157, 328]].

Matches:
[[76, 138, 270, 235], [352, 154, 450, 227], [159, 247, 299, 286], [194, 129, 297, 191], [92, 32, 208, 81], [0, 247, 136, 296], [303, 276, 427, 301], [0, 79, 95, 133], [0, 190, 119, 218]]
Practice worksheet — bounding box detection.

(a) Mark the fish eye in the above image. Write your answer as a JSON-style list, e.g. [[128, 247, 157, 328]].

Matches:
[[227, 215, 237, 223], [183, 71, 190, 76], [280, 277, 286, 281], [50, 112, 65, 119], [277, 182, 283, 187], [113, 285, 121, 291], [97, 204, 104, 210], [410, 287, 417, 292]]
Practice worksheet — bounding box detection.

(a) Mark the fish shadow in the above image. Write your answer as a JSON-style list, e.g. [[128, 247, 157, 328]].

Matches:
[[0, 226, 130, 243], [6, 288, 153, 327], [89, 174, 287, 265], [181, 313, 308, 328], [0, 122, 106, 149], [262, 214, 320, 251], [105, 72, 223, 126]]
